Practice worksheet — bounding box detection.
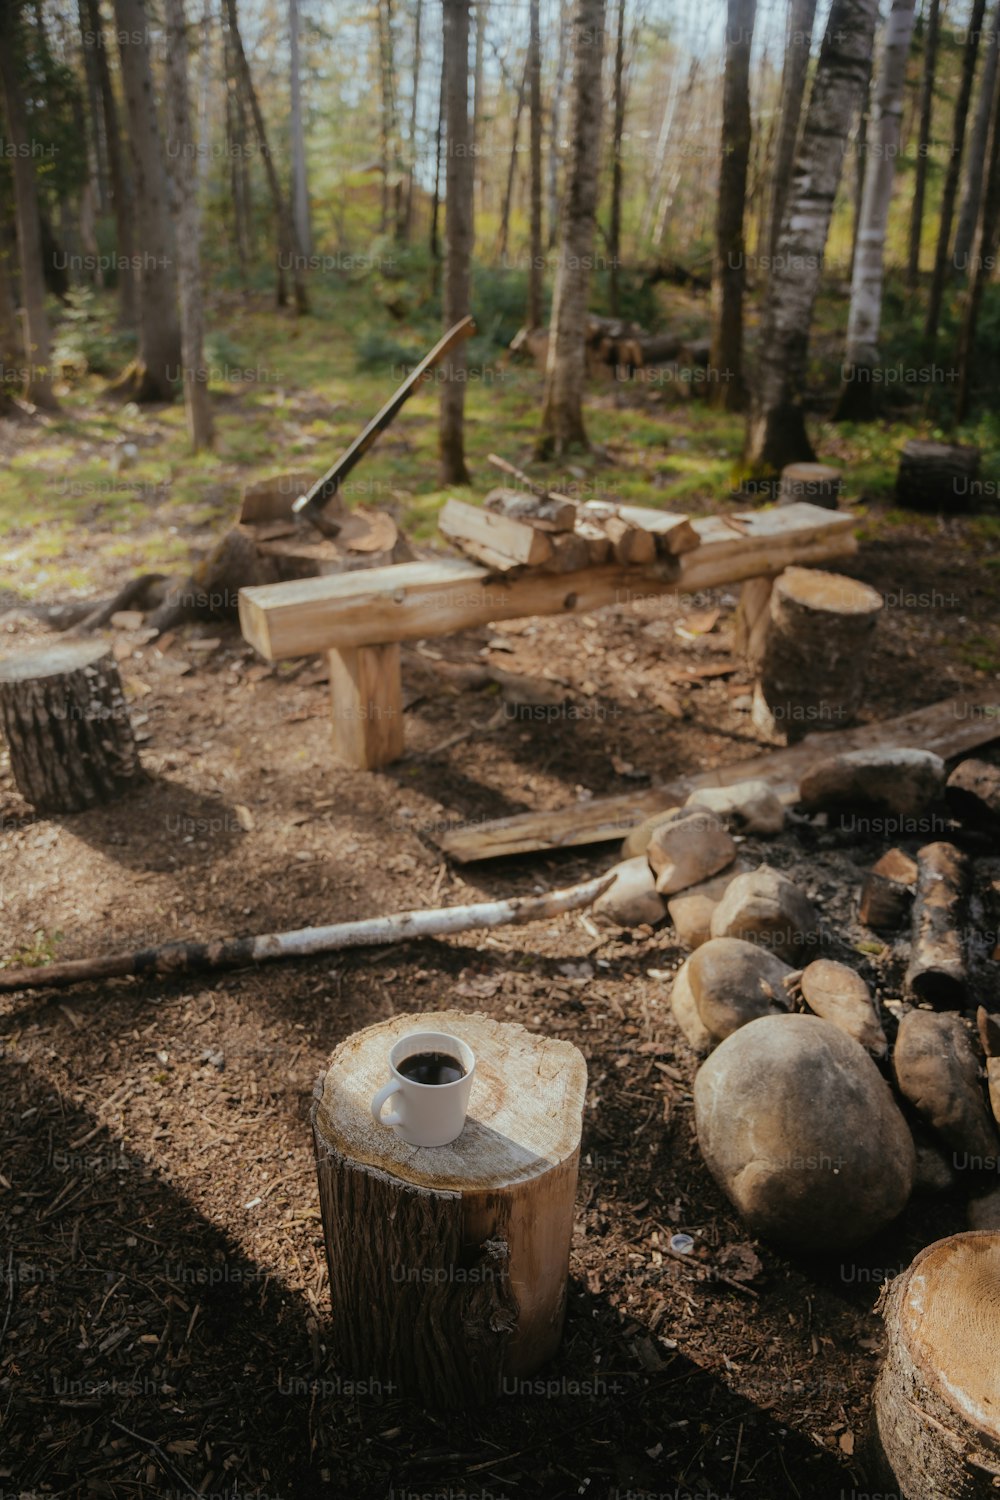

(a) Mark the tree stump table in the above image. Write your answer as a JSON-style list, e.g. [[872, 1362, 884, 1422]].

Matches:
[[871, 1231, 1000, 1497], [311, 1009, 587, 1406], [751, 567, 884, 742], [0, 640, 144, 813]]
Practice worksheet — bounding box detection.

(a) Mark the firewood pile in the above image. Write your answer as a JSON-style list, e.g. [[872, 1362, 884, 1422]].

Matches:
[[595, 747, 1000, 1251], [439, 456, 699, 574], [510, 316, 710, 380]]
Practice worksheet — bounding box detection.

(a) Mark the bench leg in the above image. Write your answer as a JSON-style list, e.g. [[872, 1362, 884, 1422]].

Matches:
[[327, 643, 404, 769]]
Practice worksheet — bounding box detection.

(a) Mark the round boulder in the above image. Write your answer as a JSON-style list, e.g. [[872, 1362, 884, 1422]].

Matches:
[[687, 937, 792, 1043], [694, 1014, 915, 1250]]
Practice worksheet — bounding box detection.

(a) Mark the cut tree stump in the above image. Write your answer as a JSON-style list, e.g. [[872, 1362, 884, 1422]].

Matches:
[[751, 567, 883, 742], [311, 1009, 587, 1406], [871, 1231, 1000, 1498], [0, 641, 143, 813], [778, 463, 842, 509], [895, 440, 981, 512]]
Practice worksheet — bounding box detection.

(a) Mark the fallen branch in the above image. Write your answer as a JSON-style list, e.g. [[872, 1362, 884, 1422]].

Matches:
[[0, 874, 614, 993]]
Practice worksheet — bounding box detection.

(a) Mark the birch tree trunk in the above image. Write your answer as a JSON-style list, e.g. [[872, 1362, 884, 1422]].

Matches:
[[744, 0, 879, 478], [289, 0, 312, 259], [0, 6, 57, 408], [538, 0, 607, 457], [164, 0, 213, 451], [924, 0, 987, 341], [954, 1, 1000, 272], [547, 0, 569, 248], [955, 39, 1000, 420], [835, 0, 918, 421], [438, 0, 473, 484], [608, 0, 627, 317], [765, 0, 818, 263], [907, 0, 941, 286], [112, 0, 182, 400], [527, 0, 544, 326], [710, 0, 756, 409]]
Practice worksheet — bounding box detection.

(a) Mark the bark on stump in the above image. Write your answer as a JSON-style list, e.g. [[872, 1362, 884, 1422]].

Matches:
[[311, 1009, 587, 1406], [870, 1231, 1000, 1497], [751, 567, 884, 742], [895, 440, 981, 511], [0, 640, 143, 813], [777, 462, 843, 509]]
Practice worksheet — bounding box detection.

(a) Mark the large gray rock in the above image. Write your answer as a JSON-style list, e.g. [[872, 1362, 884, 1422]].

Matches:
[[709, 863, 821, 963], [620, 806, 685, 861], [647, 808, 737, 896], [799, 959, 887, 1058], [666, 861, 753, 950], [798, 748, 946, 819], [670, 959, 714, 1053], [685, 780, 785, 836], [593, 856, 667, 928], [694, 1015, 915, 1250], [893, 1010, 998, 1164], [687, 937, 792, 1043]]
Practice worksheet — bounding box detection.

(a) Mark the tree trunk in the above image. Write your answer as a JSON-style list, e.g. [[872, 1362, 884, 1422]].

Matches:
[[196, 0, 213, 199], [871, 1232, 1000, 1499], [472, 0, 487, 217], [78, 0, 110, 215], [835, 0, 918, 421], [496, 56, 528, 263], [924, 0, 987, 341], [223, 0, 309, 313], [846, 60, 872, 285], [224, 23, 252, 281], [710, 0, 756, 409], [83, 0, 138, 328], [547, 0, 569, 248], [766, 0, 818, 263], [908, 0, 942, 285], [538, 0, 608, 457], [608, 0, 627, 318], [0, 642, 143, 813], [312, 1009, 587, 1406], [438, 0, 474, 484], [744, 0, 879, 479], [0, 8, 57, 408], [527, 0, 544, 325], [289, 0, 312, 259], [955, 36, 1000, 420], [404, 0, 422, 240], [954, 4, 1000, 272], [164, 0, 213, 451], [429, 40, 446, 292], [751, 566, 883, 741], [111, 0, 182, 400]]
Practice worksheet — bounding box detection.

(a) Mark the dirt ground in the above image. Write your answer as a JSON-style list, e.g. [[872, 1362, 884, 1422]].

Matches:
[[1, 489, 999, 1500]]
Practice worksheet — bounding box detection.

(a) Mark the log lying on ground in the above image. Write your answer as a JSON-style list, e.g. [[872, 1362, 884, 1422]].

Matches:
[[0, 874, 613, 993], [895, 439, 981, 512], [312, 1009, 586, 1405], [752, 567, 884, 742], [871, 1232, 1000, 1498], [906, 842, 969, 1007], [0, 641, 144, 813]]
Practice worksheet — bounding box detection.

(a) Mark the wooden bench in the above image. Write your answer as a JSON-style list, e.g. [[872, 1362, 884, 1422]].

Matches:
[[238, 501, 858, 769]]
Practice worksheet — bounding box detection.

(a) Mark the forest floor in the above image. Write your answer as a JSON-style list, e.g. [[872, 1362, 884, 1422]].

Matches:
[[2, 284, 1000, 1500]]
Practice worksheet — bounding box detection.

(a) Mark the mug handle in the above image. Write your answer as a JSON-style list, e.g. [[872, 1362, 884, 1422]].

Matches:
[[371, 1081, 404, 1129]]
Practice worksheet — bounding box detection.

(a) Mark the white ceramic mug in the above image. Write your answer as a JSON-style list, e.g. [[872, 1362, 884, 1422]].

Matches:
[[370, 1030, 476, 1147]]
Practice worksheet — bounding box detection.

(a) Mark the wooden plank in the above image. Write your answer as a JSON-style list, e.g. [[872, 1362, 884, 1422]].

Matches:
[[438, 693, 1000, 861], [613, 504, 700, 555], [439, 497, 554, 568], [239, 503, 857, 660], [327, 642, 404, 769]]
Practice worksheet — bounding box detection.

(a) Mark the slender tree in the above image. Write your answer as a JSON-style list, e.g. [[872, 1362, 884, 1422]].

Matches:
[[77, 0, 109, 214], [547, 0, 569, 247], [745, 0, 880, 475], [439, 0, 474, 483], [404, 0, 423, 238], [164, 0, 213, 450], [907, 0, 941, 285], [846, 58, 872, 284], [496, 56, 527, 262], [607, 0, 627, 316], [836, 0, 918, 420], [710, 0, 756, 408], [527, 0, 544, 325], [924, 0, 987, 339], [765, 0, 818, 262], [0, 2, 57, 407], [429, 39, 446, 292], [954, 1, 1000, 270], [955, 32, 1000, 418], [538, 0, 607, 455], [289, 0, 312, 259], [83, 0, 137, 327]]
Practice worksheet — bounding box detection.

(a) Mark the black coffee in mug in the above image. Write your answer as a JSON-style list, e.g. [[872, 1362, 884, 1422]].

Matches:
[[398, 1051, 466, 1086]]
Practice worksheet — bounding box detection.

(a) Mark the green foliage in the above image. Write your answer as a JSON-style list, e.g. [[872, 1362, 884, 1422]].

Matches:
[[51, 291, 134, 378]]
